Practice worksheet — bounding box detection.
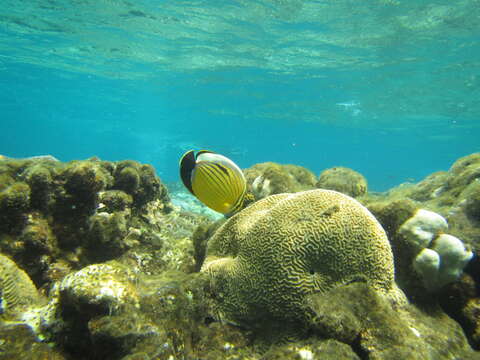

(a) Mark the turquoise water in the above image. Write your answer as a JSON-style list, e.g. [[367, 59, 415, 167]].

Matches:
[[1, 0, 479, 191]]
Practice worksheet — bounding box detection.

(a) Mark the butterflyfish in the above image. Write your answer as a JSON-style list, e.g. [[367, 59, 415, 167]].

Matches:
[[179, 150, 246, 215]]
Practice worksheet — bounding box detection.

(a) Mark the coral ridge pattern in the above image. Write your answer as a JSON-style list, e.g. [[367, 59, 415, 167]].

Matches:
[[202, 189, 403, 326]]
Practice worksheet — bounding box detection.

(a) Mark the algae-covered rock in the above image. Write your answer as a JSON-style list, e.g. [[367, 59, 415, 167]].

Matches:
[[0, 182, 31, 234], [437, 273, 480, 350], [446, 153, 480, 192], [33, 262, 143, 359], [129, 271, 256, 360], [47, 268, 252, 360], [59, 262, 140, 315], [366, 198, 418, 240], [99, 190, 133, 212], [463, 298, 480, 349], [87, 313, 161, 360], [62, 160, 113, 195], [22, 163, 55, 211], [202, 189, 404, 329], [0, 323, 65, 360], [464, 180, 480, 221], [19, 213, 57, 255], [262, 338, 360, 360], [0, 173, 15, 192], [86, 212, 131, 259], [407, 171, 449, 202], [244, 162, 317, 200], [307, 282, 476, 359], [316, 166, 368, 197], [191, 219, 225, 272], [114, 161, 141, 194], [53, 160, 113, 221], [113, 160, 168, 208], [0, 157, 173, 290]]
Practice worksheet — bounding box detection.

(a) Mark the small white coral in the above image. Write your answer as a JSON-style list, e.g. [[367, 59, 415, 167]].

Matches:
[[413, 248, 440, 289], [298, 348, 314, 360], [406, 210, 473, 291], [399, 209, 448, 249], [431, 234, 473, 285], [251, 175, 272, 199]]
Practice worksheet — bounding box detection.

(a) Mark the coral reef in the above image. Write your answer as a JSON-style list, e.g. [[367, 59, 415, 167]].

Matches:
[[316, 166, 368, 198], [202, 189, 404, 330], [1, 153, 480, 359], [0, 157, 172, 288], [360, 153, 480, 349]]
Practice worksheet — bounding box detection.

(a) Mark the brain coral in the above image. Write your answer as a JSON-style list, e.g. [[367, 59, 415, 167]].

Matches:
[[202, 189, 402, 326], [0, 253, 40, 318]]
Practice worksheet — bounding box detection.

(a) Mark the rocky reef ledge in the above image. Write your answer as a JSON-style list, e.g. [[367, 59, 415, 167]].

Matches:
[[0, 154, 479, 360]]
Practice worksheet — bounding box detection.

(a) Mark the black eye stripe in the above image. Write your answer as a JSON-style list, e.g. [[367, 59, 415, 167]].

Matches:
[[179, 150, 196, 194]]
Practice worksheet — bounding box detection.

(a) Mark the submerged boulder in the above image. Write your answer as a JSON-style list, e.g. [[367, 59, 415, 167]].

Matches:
[[316, 166, 368, 198]]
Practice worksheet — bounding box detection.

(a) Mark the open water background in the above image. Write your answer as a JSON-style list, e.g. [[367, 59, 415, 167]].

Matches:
[[1, 0, 479, 190]]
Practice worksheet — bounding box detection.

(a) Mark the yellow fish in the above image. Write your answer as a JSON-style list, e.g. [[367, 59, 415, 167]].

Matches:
[[179, 150, 246, 215]]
